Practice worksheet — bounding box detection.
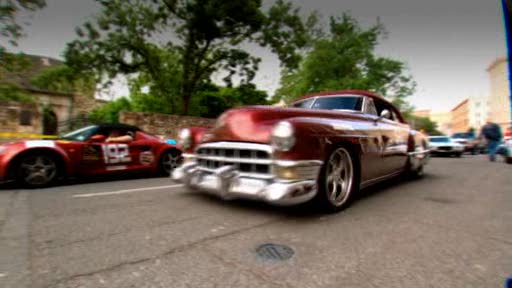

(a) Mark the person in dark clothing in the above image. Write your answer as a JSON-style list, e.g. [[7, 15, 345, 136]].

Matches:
[[479, 121, 503, 161]]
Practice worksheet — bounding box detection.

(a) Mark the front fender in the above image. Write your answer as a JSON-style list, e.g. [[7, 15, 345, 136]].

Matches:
[[3, 141, 72, 179]]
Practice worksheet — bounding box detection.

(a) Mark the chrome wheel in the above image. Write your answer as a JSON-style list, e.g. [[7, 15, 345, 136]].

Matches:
[[325, 147, 354, 207], [20, 155, 57, 186], [161, 151, 181, 175]]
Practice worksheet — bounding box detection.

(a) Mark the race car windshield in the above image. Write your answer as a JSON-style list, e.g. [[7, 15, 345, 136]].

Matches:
[[60, 126, 98, 141], [310, 96, 363, 111], [429, 137, 451, 143]]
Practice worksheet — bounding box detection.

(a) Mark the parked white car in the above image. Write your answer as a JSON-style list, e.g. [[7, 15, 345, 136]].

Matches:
[[428, 136, 465, 157]]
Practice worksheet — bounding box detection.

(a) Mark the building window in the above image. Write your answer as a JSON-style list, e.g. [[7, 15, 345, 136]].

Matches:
[[19, 110, 32, 126]]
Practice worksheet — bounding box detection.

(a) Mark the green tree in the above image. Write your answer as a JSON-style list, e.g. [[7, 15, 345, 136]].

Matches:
[[65, 0, 316, 115], [1, 0, 46, 97], [407, 116, 442, 136], [273, 14, 415, 111], [0, 83, 33, 102], [0, 0, 46, 47], [191, 82, 267, 118], [30, 64, 96, 96], [88, 97, 132, 123]]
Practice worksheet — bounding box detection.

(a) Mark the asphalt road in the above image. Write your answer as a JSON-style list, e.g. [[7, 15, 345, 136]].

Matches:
[[0, 155, 511, 288]]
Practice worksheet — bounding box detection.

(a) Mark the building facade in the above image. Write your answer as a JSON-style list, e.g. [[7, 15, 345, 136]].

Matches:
[[451, 99, 470, 133], [487, 57, 511, 131], [467, 95, 490, 132], [430, 111, 452, 135]]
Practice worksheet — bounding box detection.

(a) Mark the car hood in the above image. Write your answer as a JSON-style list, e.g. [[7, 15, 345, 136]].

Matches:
[[201, 105, 364, 144]]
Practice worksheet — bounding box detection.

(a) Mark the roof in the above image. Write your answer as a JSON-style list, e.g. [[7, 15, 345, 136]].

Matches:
[[0, 53, 63, 90], [293, 90, 387, 103], [451, 98, 469, 112], [486, 57, 507, 72]]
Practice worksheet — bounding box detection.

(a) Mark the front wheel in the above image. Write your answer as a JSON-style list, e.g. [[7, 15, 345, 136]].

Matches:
[[159, 150, 182, 176], [16, 153, 59, 188], [454, 152, 462, 158], [314, 146, 359, 213]]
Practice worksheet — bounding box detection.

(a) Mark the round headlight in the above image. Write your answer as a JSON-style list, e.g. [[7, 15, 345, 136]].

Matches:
[[178, 128, 192, 149], [271, 121, 295, 151]]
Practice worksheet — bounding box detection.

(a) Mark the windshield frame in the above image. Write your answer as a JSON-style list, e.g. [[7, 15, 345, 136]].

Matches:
[[290, 95, 364, 112], [60, 125, 99, 142]]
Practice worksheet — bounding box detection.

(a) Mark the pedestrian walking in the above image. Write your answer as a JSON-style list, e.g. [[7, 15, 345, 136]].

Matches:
[[479, 121, 503, 162]]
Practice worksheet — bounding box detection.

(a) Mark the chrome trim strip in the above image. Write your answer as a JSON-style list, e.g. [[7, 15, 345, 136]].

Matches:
[[195, 155, 272, 165], [196, 166, 275, 180], [196, 142, 273, 153], [274, 159, 323, 167]]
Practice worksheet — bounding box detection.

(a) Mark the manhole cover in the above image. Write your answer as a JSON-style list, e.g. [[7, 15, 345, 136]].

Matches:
[[256, 243, 294, 261]]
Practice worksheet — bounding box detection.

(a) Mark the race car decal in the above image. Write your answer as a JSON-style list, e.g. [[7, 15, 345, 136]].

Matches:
[[83, 145, 102, 162], [25, 140, 56, 148], [102, 144, 132, 164], [139, 151, 155, 166]]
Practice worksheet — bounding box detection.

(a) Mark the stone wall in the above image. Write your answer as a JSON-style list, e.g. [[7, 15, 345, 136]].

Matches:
[[0, 101, 41, 143], [119, 111, 216, 139]]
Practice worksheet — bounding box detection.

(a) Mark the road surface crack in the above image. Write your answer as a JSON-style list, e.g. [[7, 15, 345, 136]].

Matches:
[[46, 217, 283, 288]]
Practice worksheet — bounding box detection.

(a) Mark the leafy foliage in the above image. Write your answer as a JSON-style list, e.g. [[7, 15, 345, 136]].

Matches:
[[88, 82, 268, 123], [273, 14, 415, 111], [191, 83, 268, 118], [30, 65, 96, 96], [0, 0, 46, 47], [88, 97, 132, 123], [0, 83, 34, 102], [407, 115, 443, 136], [65, 0, 315, 115]]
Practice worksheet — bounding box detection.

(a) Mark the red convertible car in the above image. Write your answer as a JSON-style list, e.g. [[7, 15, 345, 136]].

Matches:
[[172, 90, 429, 212], [0, 124, 182, 187]]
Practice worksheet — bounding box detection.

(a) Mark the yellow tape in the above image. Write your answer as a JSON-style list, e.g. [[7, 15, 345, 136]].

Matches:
[[0, 132, 58, 139]]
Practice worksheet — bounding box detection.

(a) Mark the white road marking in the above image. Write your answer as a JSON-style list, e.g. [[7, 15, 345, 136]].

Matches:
[[72, 184, 184, 198]]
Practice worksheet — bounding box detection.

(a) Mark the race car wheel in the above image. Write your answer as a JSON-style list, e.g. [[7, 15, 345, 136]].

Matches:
[[16, 153, 58, 188], [159, 150, 182, 176], [454, 152, 462, 158], [315, 146, 359, 213], [506, 157, 512, 164]]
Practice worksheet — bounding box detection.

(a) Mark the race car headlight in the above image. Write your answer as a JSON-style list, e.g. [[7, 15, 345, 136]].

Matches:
[[271, 121, 295, 152], [178, 128, 192, 149]]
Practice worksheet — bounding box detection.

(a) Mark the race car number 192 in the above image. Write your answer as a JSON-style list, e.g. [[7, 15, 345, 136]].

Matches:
[[102, 144, 132, 164]]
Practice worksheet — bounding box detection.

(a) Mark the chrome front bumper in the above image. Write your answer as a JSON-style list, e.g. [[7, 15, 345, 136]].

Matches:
[[172, 161, 322, 206], [408, 148, 430, 170]]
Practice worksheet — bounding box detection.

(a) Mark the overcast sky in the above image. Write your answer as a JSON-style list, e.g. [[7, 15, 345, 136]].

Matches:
[[10, 0, 508, 112]]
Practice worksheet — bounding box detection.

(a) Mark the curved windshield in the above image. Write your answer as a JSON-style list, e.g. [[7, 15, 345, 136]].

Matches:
[[60, 125, 99, 141], [429, 137, 451, 143], [310, 96, 363, 111]]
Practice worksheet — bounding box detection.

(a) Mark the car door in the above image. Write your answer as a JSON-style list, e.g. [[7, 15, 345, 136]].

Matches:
[[373, 99, 410, 175], [359, 97, 386, 181]]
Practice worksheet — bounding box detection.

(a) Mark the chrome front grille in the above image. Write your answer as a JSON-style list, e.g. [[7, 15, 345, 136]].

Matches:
[[195, 142, 273, 178]]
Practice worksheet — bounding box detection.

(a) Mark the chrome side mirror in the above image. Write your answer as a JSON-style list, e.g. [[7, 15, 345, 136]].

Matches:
[[379, 109, 391, 119], [374, 109, 391, 124]]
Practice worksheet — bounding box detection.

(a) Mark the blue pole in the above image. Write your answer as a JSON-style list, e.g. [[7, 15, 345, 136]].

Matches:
[[502, 0, 512, 126]]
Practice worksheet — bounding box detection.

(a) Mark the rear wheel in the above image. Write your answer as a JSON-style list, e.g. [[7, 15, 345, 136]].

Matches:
[[159, 150, 182, 176], [315, 146, 359, 213], [16, 153, 59, 188], [455, 152, 462, 158]]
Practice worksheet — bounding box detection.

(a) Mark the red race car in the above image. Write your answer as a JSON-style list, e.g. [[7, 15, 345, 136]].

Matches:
[[0, 124, 182, 188]]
